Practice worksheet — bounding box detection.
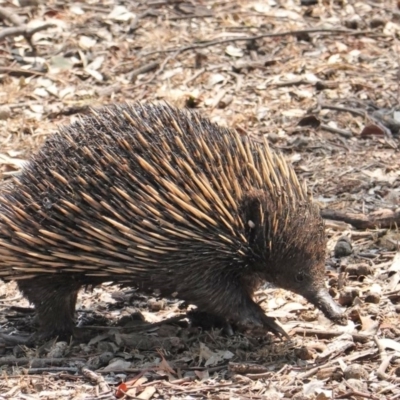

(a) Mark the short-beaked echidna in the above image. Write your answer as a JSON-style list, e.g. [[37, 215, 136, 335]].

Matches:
[[0, 103, 345, 340]]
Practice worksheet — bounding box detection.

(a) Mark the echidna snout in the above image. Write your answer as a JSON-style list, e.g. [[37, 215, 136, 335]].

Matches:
[[305, 288, 346, 325]]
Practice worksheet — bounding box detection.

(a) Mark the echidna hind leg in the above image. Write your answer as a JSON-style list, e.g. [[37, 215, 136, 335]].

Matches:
[[17, 276, 81, 339]]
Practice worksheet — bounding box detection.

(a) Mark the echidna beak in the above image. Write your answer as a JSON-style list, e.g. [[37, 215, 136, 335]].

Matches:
[[307, 288, 347, 326]]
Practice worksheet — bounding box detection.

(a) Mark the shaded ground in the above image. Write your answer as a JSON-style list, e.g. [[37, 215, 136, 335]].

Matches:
[[0, 0, 400, 399]]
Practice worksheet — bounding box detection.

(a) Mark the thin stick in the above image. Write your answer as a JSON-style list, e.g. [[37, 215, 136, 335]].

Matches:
[[141, 28, 383, 57]]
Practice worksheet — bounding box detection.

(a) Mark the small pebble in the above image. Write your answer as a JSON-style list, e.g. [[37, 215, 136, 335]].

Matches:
[[370, 18, 386, 28], [47, 341, 68, 358], [315, 80, 339, 91], [97, 341, 116, 353], [301, 310, 319, 322], [344, 17, 360, 30], [334, 236, 353, 258], [295, 346, 315, 360], [0, 106, 11, 120], [344, 364, 368, 380], [266, 133, 280, 143], [338, 287, 360, 306], [300, 0, 318, 5], [99, 351, 115, 365], [365, 292, 380, 304], [148, 298, 166, 311]]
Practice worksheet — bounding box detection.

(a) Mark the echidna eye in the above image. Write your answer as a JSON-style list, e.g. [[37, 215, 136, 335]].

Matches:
[[295, 272, 305, 282]]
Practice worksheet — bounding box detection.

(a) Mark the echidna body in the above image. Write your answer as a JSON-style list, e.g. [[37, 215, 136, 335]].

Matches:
[[0, 103, 345, 339]]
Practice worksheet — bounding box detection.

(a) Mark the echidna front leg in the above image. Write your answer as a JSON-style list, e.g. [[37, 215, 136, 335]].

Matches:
[[17, 275, 81, 340], [226, 294, 289, 339], [181, 278, 289, 339]]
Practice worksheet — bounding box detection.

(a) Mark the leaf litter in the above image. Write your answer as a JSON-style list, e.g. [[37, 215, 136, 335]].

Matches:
[[0, 0, 400, 399]]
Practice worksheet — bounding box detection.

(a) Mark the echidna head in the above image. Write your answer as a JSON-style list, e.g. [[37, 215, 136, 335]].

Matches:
[[242, 190, 346, 326], [271, 259, 347, 326]]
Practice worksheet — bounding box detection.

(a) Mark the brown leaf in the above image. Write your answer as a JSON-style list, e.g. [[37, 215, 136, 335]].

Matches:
[[360, 123, 386, 137]]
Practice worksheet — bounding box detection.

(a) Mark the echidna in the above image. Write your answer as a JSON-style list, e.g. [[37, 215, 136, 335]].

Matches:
[[0, 103, 345, 341]]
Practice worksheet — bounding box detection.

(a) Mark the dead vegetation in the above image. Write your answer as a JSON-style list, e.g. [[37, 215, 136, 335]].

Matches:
[[0, 0, 400, 399]]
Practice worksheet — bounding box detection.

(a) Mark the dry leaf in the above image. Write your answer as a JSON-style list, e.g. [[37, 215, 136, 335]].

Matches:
[[378, 338, 400, 353], [207, 73, 225, 87], [361, 124, 386, 137], [137, 387, 156, 400], [225, 45, 244, 58], [79, 36, 97, 50], [107, 6, 136, 22], [102, 359, 131, 372]]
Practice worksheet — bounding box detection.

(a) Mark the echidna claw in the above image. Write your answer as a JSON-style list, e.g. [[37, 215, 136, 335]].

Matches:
[[262, 316, 290, 340]]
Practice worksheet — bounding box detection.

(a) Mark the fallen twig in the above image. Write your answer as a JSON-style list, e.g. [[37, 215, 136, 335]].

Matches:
[[373, 335, 400, 383], [26, 367, 79, 374], [142, 28, 383, 57], [320, 123, 353, 138], [129, 61, 160, 82], [292, 328, 371, 343], [321, 208, 400, 230], [137, 27, 383, 88], [335, 389, 380, 400], [320, 103, 366, 118], [0, 356, 86, 367], [0, 6, 24, 26], [0, 23, 56, 42], [0, 67, 47, 77], [320, 102, 399, 136], [82, 367, 110, 394], [0, 6, 56, 49]]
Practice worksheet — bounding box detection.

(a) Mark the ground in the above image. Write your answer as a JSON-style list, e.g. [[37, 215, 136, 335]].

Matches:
[[0, 0, 400, 399]]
